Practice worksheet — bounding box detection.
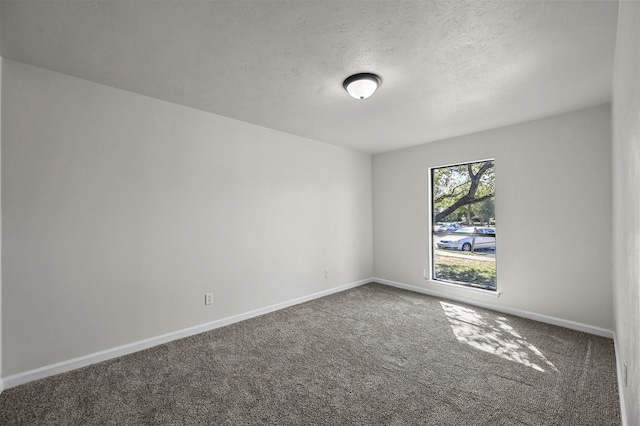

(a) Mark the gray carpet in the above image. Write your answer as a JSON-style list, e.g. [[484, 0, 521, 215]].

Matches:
[[0, 283, 620, 425]]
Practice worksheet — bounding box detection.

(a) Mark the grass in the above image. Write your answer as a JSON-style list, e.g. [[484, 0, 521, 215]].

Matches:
[[434, 252, 496, 290]]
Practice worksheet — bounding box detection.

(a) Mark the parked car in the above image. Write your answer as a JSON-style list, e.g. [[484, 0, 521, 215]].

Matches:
[[436, 223, 460, 232], [437, 227, 496, 251]]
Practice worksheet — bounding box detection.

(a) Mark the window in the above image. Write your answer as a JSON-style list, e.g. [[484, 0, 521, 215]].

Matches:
[[431, 160, 496, 291]]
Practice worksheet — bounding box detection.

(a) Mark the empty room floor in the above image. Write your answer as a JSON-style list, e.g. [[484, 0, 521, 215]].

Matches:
[[0, 283, 620, 425]]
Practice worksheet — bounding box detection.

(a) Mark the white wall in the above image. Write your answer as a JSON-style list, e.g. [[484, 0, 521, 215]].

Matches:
[[1, 60, 373, 376], [373, 104, 613, 330], [612, 1, 640, 424], [0, 4, 3, 393]]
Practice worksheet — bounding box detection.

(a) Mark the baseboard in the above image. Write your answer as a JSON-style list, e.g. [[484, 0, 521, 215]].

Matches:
[[374, 277, 615, 338], [2, 278, 372, 390], [0, 378, 4, 395], [613, 333, 628, 426]]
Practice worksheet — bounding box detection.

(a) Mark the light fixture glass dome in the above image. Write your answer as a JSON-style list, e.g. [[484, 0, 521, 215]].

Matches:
[[343, 73, 381, 100]]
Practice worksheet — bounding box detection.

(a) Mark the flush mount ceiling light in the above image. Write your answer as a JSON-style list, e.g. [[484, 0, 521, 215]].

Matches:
[[343, 72, 382, 100]]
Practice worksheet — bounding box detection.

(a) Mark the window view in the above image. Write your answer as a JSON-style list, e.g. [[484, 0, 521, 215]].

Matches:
[[431, 160, 496, 291]]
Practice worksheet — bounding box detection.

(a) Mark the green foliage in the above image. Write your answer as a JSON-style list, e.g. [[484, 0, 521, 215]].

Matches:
[[477, 197, 495, 223], [433, 253, 496, 290], [432, 160, 495, 223]]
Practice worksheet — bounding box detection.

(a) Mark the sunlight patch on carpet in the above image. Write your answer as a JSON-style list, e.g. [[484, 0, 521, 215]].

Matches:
[[440, 301, 559, 373]]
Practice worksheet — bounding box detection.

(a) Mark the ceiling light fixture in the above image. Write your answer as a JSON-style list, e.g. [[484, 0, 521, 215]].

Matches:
[[343, 72, 382, 100]]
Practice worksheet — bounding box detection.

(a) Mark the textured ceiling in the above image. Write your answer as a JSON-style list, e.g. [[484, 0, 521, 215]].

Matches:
[[0, 1, 619, 154]]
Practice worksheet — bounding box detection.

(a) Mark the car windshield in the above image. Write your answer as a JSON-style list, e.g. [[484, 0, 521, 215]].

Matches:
[[455, 227, 476, 234]]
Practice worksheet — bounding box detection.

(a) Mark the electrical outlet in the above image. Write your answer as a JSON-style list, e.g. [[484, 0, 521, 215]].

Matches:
[[419, 268, 426, 278], [325, 269, 331, 279], [205, 293, 213, 305]]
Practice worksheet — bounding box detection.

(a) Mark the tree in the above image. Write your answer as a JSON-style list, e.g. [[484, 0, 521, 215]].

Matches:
[[433, 161, 494, 223], [477, 197, 495, 225]]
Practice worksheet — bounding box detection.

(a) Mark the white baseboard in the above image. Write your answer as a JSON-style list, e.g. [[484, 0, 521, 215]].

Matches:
[[3, 277, 618, 393], [613, 333, 628, 426], [2, 278, 372, 390], [374, 278, 615, 338]]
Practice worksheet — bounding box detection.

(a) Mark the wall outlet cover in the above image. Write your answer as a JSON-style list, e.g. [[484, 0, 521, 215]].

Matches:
[[205, 293, 214, 305]]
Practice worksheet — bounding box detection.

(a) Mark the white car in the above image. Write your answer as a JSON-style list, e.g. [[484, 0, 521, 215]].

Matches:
[[436, 222, 460, 232], [436, 227, 496, 251]]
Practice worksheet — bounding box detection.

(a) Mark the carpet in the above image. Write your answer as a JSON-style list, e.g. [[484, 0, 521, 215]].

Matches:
[[0, 283, 621, 425]]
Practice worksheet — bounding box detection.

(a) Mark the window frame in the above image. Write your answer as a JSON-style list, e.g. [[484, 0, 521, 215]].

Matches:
[[428, 158, 498, 294]]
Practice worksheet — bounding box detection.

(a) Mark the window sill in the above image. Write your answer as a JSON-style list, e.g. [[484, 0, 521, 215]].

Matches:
[[425, 278, 501, 298]]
